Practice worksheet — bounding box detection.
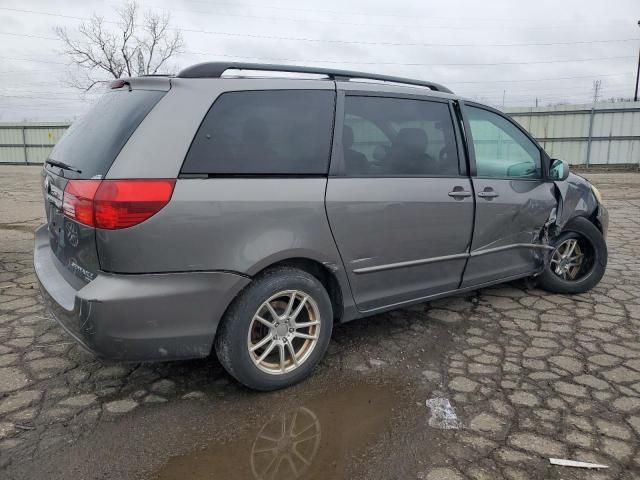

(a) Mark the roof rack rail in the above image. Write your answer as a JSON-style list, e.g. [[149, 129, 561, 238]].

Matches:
[[176, 62, 453, 94]]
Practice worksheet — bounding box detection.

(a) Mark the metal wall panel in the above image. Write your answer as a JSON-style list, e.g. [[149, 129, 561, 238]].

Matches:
[[0, 128, 23, 145], [0, 146, 26, 164], [538, 141, 586, 164], [24, 128, 67, 145], [505, 102, 640, 166], [0, 123, 69, 163], [25, 146, 54, 164]]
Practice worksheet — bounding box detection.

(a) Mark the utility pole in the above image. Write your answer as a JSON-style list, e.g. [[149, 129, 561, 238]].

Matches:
[[502, 90, 506, 107], [593, 80, 602, 104], [137, 49, 145, 77], [635, 20, 640, 101]]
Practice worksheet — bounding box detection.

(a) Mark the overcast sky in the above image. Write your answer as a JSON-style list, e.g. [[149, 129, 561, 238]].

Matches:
[[1, 0, 639, 121]]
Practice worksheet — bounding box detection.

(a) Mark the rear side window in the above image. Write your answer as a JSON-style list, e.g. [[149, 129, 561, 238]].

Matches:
[[342, 96, 459, 176], [49, 89, 165, 179], [182, 90, 335, 175]]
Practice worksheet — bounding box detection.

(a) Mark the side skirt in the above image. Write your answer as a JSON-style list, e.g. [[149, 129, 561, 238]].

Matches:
[[340, 270, 540, 323]]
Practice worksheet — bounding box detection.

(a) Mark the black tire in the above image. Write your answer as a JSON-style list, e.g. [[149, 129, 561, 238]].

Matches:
[[538, 216, 607, 294], [215, 267, 333, 391]]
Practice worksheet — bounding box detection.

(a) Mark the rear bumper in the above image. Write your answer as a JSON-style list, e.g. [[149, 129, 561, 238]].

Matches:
[[34, 224, 250, 362]]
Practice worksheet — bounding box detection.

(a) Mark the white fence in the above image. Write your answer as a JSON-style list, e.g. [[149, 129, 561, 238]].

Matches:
[[2, 101, 639, 166]]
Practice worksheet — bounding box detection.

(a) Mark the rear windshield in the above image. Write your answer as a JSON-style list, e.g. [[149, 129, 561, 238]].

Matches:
[[49, 89, 165, 179], [181, 90, 335, 175]]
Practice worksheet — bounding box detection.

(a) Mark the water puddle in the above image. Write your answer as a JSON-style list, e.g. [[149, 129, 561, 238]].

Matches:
[[152, 382, 402, 480]]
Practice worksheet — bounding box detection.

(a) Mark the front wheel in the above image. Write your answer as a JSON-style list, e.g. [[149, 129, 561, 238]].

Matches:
[[215, 267, 333, 391], [538, 216, 607, 294]]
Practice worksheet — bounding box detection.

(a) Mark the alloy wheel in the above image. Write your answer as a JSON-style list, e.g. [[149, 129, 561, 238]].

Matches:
[[247, 290, 321, 375], [550, 237, 590, 281]]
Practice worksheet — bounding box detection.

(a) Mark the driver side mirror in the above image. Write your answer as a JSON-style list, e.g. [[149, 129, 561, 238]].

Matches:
[[549, 158, 569, 181]]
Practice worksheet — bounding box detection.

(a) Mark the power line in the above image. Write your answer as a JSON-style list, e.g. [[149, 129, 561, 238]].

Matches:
[[0, 56, 69, 65], [464, 81, 635, 95], [448, 72, 634, 84], [1, 89, 100, 97], [1, 8, 638, 48], [3, 52, 635, 68], [172, 0, 624, 27], [478, 88, 634, 103], [184, 52, 637, 67], [0, 32, 59, 41], [111, 0, 636, 33], [158, 29, 640, 49], [3, 28, 638, 48], [0, 69, 67, 75]]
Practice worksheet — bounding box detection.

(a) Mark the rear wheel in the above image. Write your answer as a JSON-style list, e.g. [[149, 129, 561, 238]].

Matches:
[[538, 217, 607, 294], [215, 267, 333, 391]]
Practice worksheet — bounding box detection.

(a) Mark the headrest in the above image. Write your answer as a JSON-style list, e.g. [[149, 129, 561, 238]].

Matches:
[[394, 128, 428, 151], [343, 125, 354, 148]]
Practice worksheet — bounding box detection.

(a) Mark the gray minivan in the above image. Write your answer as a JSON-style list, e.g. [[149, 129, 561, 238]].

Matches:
[[35, 63, 608, 390]]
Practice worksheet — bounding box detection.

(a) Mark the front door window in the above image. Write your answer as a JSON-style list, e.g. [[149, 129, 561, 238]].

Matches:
[[467, 106, 541, 179]]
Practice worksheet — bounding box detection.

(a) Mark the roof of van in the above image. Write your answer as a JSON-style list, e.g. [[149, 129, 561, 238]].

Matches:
[[175, 62, 454, 95]]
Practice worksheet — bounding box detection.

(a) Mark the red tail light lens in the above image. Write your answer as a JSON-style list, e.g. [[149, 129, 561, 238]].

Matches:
[[62, 180, 101, 227], [94, 180, 175, 229], [62, 179, 175, 230]]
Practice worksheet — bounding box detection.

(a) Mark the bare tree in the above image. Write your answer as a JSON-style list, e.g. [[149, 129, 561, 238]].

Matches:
[[54, 1, 184, 90]]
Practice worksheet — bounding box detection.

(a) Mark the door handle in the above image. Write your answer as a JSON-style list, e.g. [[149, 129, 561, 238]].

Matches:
[[448, 187, 472, 199], [477, 188, 499, 199]]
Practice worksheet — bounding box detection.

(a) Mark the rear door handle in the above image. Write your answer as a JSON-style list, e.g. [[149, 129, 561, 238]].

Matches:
[[477, 188, 499, 199]]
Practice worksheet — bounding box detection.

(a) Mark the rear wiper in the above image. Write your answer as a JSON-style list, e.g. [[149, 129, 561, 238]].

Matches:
[[45, 159, 82, 174]]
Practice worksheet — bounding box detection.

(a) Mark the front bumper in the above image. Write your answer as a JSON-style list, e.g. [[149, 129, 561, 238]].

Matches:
[[34, 224, 250, 362], [597, 203, 609, 240]]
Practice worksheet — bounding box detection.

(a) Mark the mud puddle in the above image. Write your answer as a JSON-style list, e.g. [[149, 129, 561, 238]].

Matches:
[[152, 382, 404, 480]]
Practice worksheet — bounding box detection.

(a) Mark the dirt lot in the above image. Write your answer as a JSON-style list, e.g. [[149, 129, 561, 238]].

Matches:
[[1, 166, 639, 480]]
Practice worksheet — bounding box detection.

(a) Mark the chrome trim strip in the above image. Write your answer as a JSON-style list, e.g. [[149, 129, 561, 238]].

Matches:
[[352, 252, 469, 274], [470, 243, 555, 257], [352, 243, 552, 275]]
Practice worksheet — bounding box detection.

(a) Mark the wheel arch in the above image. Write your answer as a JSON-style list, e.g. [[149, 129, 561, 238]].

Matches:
[[560, 212, 602, 234], [251, 257, 346, 323]]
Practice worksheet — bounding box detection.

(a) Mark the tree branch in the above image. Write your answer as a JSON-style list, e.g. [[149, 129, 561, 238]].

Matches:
[[53, 0, 183, 89]]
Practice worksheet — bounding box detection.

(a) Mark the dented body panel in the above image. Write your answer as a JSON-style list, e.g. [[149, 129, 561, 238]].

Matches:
[[554, 173, 601, 231], [461, 178, 557, 288]]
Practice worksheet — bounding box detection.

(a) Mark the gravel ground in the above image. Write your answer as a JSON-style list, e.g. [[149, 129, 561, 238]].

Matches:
[[1, 166, 639, 479]]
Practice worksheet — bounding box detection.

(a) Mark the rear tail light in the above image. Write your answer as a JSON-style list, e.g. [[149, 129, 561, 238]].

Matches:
[[62, 180, 101, 226], [62, 179, 175, 229]]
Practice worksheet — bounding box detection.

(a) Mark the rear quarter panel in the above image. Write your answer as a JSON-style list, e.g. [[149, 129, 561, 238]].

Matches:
[[96, 178, 344, 276]]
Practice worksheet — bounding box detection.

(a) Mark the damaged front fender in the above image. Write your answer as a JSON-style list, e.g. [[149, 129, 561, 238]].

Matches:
[[553, 173, 599, 232], [535, 172, 604, 272]]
